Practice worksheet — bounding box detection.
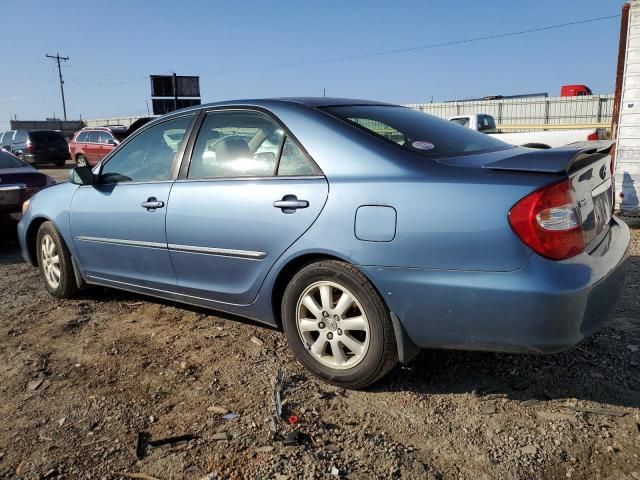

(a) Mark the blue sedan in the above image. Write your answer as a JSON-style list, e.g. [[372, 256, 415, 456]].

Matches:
[[17, 98, 630, 388]]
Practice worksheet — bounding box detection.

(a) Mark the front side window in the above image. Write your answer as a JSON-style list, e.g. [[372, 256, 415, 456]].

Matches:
[[100, 115, 193, 184], [324, 105, 512, 158]]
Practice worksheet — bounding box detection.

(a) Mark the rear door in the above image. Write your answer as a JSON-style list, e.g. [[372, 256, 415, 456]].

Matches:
[[166, 109, 328, 305], [84, 131, 101, 164], [70, 114, 195, 289]]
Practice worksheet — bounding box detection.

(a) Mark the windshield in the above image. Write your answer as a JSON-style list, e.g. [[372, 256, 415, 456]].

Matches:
[[0, 151, 26, 169], [323, 105, 512, 158]]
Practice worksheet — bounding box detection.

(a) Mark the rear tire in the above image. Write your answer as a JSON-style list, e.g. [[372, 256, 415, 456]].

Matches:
[[76, 154, 86, 167], [36, 221, 77, 298], [281, 260, 397, 389]]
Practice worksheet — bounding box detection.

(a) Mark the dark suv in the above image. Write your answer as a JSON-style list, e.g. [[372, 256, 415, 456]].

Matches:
[[0, 130, 69, 167]]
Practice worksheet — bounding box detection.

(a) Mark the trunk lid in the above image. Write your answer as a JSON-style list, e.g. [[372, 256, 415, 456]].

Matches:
[[483, 142, 615, 250]]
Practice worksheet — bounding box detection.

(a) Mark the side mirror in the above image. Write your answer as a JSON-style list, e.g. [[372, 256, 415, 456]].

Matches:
[[107, 139, 117, 146], [70, 166, 95, 185]]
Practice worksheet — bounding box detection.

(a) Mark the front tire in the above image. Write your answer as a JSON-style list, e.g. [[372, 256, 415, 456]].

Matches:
[[281, 260, 397, 389], [36, 221, 77, 298]]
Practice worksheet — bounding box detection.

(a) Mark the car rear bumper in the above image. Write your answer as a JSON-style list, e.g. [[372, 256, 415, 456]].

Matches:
[[24, 153, 68, 164], [362, 216, 630, 354]]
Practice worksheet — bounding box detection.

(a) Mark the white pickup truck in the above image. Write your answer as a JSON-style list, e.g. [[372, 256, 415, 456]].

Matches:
[[448, 113, 605, 148]]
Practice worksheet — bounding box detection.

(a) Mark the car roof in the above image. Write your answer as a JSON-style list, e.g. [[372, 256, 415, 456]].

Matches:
[[177, 97, 397, 113], [81, 126, 127, 132]]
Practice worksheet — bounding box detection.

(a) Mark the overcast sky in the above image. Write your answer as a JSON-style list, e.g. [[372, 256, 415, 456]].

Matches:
[[0, 0, 623, 126]]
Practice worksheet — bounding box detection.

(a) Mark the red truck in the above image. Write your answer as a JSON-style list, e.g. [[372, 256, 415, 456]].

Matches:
[[560, 84, 593, 97]]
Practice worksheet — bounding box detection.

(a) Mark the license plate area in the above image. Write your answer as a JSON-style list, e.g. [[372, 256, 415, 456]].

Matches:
[[592, 179, 612, 237], [0, 186, 22, 206]]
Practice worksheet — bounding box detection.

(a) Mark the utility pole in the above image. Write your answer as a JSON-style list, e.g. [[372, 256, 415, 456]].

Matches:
[[46, 52, 70, 121]]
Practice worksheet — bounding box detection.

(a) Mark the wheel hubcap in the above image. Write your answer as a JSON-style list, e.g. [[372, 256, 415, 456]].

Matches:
[[41, 234, 61, 289], [296, 281, 370, 370]]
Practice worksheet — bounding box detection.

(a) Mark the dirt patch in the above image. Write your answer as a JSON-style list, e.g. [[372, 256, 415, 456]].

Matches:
[[0, 228, 638, 479]]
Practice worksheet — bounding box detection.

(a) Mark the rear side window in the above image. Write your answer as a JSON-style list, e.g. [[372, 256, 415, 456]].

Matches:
[[13, 130, 28, 143], [449, 117, 470, 127], [478, 115, 496, 131], [76, 131, 89, 143], [277, 137, 316, 176], [323, 105, 512, 158], [87, 131, 100, 143], [188, 110, 318, 179]]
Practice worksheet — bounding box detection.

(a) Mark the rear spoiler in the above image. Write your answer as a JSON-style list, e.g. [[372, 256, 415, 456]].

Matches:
[[483, 141, 614, 174]]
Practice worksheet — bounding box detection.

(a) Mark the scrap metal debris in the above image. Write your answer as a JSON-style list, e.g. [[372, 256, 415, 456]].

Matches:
[[135, 432, 198, 460], [283, 430, 311, 447]]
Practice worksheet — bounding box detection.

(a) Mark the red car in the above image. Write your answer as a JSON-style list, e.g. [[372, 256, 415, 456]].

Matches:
[[68, 126, 128, 167]]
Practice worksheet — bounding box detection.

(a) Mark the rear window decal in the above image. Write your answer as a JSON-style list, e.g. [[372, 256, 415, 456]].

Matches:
[[411, 141, 435, 151]]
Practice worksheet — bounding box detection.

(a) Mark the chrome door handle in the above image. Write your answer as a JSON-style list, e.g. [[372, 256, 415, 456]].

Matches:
[[141, 197, 164, 210], [273, 195, 309, 214]]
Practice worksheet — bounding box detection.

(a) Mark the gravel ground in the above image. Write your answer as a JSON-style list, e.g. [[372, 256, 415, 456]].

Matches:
[[0, 162, 638, 479]]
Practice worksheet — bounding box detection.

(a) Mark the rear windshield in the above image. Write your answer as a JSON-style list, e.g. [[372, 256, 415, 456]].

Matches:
[[322, 105, 512, 158], [0, 151, 26, 168], [30, 131, 67, 146]]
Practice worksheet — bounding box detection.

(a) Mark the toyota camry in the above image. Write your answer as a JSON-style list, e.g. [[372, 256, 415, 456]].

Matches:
[[17, 98, 630, 388]]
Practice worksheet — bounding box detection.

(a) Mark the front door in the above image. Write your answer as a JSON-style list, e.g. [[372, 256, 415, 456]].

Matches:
[[166, 109, 328, 305], [70, 114, 195, 289]]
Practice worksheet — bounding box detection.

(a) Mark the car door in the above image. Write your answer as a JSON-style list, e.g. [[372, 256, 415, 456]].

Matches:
[[70, 114, 195, 289], [97, 131, 116, 162], [166, 109, 328, 305]]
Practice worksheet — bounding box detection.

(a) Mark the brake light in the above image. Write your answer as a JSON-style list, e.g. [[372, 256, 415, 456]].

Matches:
[[25, 140, 32, 153], [587, 132, 599, 141], [509, 179, 584, 260]]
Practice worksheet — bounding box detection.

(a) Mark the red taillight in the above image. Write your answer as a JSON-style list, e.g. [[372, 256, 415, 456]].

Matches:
[[509, 179, 585, 260], [587, 132, 599, 141], [25, 140, 32, 153]]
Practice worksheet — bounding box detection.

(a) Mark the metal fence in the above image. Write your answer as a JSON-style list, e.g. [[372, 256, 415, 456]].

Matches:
[[405, 95, 615, 132], [83, 116, 143, 128]]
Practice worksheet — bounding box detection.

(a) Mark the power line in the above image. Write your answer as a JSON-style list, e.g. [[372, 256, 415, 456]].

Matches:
[[46, 52, 70, 120], [198, 14, 620, 76], [55, 13, 621, 87]]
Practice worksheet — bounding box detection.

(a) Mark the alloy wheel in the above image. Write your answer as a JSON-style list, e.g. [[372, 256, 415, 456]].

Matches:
[[41, 234, 61, 289], [296, 280, 370, 369]]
